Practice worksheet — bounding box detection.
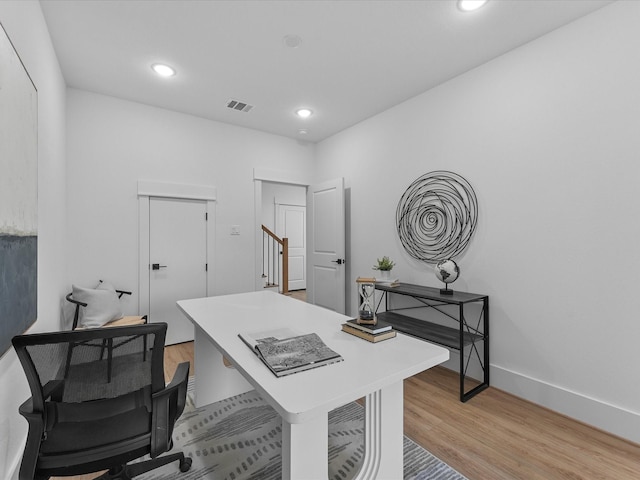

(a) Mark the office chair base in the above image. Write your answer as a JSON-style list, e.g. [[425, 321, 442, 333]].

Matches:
[[95, 452, 192, 479]]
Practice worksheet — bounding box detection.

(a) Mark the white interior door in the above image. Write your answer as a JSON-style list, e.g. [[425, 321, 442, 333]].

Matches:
[[149, 197, 207, 345], [306, 178, 345, 313], [277, 204, 306, 291]]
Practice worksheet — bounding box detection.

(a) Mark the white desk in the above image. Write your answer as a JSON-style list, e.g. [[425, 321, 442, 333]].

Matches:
[[177, 290, 449, 480]]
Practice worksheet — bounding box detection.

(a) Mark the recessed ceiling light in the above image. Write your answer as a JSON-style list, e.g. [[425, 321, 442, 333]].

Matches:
[[151, 63, 176, 77], [283, 34, 302, 48], [296, 108, 313, 119], [458, 0, 488, 12]]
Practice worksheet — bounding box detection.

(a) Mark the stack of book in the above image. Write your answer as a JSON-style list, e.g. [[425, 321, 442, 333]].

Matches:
[[341, 318, 396, 343]]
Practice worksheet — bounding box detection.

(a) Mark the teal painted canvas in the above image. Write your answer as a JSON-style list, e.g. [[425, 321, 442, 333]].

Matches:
[[0, 22, 38, 356]]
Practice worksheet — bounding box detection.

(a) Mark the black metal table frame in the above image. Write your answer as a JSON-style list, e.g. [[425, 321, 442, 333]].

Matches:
[[375, 283, 489, 402]]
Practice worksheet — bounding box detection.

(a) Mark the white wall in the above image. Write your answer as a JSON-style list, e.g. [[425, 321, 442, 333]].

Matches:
[[66, 89, 314, 305], [0, 1, 67, 477], [261, 182, 307, 231], [315, 1, 640, 443]]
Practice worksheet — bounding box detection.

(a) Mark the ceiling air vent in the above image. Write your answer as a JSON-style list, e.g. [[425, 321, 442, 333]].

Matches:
[[226, 99, 254, 113]]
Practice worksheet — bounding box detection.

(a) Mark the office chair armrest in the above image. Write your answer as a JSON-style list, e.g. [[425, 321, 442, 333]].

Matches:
[[43, 379, 65, 402], [17, 379, 64, 464], [18, 396, 35, 416], [17, 398, 45, 480], [150, 362, 190, 458], [18, 380, 65, 417], [165, 362, 190, 413]]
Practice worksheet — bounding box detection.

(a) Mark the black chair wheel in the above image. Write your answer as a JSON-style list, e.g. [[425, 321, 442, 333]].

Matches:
[[180, 457, 192, 472]]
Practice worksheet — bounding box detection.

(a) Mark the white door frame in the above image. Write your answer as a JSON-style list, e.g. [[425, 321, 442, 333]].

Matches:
[[253, 168, 311, 292], [138, 180, 217, 317]]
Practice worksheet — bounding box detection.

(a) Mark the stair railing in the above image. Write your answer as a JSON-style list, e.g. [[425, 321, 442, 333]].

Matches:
[[261, 225, 289, 295]]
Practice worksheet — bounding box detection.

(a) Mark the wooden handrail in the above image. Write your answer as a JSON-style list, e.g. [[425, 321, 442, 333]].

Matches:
[[261, 225, 283, 245], [282, 238, 288, 295], [261, 225, 289, 295]]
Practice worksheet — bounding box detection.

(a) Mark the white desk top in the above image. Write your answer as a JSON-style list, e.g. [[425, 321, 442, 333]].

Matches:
[[178, 290, 449, 424]]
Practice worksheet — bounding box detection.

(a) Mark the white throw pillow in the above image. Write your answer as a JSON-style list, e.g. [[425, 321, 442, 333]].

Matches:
[[72, 282, 124, 328]]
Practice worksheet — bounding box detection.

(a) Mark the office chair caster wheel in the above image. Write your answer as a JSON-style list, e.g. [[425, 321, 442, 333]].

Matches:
[[180, 457, 192, 472]]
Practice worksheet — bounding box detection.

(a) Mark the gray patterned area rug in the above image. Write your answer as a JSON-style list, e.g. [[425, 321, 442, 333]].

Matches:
[[138, 379, 467, 480]]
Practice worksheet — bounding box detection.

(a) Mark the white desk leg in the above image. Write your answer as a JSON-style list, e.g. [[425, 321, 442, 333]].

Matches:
[[355, 380, 404, 479], [281, 413, 329, 480], [193, 325, 253, 407]]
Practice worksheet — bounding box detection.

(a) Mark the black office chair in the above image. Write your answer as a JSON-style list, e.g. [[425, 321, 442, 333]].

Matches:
[[12, 323, 192, 480]]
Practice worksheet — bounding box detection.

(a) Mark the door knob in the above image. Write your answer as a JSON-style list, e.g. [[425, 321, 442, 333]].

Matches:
[[152, 263, 167, 270], [331, 259, 345, 265]]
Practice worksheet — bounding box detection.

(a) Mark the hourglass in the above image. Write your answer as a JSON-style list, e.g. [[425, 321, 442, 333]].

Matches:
[[356, 277, 377, 325]]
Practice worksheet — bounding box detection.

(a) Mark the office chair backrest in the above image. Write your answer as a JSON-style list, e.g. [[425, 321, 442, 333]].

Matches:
[[13, 323, 166, 415]]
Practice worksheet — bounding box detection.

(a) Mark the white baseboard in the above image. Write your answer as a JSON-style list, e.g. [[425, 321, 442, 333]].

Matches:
[[491, 364, 640, 445]]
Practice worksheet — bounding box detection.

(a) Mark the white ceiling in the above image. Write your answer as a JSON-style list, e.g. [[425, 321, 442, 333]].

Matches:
[[40, 0, 614, 143]]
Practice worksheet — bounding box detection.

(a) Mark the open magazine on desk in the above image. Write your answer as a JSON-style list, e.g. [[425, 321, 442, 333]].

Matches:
[[239, 328, 343, 377]]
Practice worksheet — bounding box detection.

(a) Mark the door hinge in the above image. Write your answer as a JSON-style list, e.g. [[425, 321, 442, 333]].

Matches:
[[205, 263, 208, 271], [205, 212, 208, 221]]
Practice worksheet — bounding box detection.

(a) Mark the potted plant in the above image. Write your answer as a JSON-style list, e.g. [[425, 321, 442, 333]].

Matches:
[[373, 256, 395, 280]]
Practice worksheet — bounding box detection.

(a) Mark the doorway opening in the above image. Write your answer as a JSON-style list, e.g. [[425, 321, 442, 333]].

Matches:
[[253, 169, 346, 314], [261, 181, 307, 294]]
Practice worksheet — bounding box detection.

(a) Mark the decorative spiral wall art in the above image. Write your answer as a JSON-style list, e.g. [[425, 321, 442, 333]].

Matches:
[[396, 171, 478, 264]]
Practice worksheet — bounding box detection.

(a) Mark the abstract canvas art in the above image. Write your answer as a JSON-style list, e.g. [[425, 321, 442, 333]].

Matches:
[[0, 23, 38, 356]]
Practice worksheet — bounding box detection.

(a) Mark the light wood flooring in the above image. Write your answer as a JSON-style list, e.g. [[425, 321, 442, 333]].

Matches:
[[165, 342, 640, 479], [56, 289, 640, 479], [63, 353, 640, 480]]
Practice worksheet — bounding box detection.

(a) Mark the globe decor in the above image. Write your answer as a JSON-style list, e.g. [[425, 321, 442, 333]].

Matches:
[[435, 259, 460, 295]]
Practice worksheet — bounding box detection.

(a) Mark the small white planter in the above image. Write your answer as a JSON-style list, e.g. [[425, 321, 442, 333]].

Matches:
[[378, 270, 391, 281]]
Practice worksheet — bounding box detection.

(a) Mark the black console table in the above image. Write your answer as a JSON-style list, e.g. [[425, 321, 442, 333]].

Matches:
[[375, 282, 489, 402]]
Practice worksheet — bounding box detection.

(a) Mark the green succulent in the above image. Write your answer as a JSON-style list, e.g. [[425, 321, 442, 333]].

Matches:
[[373, 256, 395, 271]]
